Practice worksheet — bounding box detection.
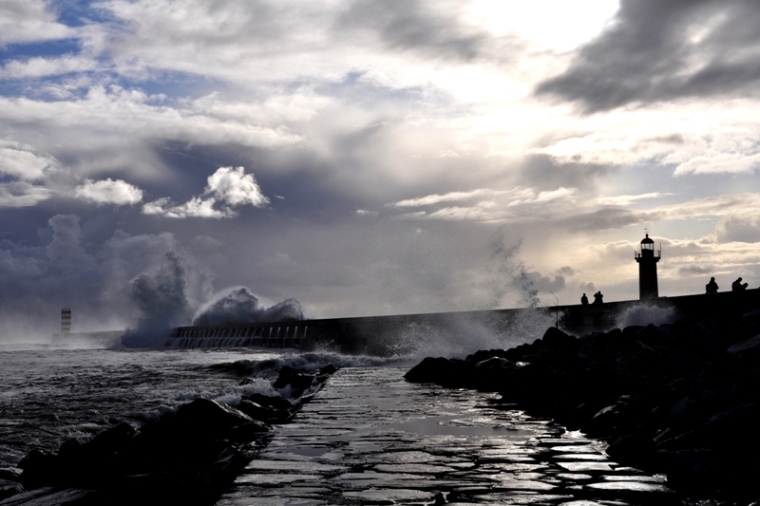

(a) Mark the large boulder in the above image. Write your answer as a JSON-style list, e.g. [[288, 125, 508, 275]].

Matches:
[[470, 357, 521, 391], [403, 357, 467, 388], [404, 310, 760, 502], [17, 450, 58, 489], [0, 479, 23, 501], [606, 434, 658, 472], [174, 398, 255, 434]]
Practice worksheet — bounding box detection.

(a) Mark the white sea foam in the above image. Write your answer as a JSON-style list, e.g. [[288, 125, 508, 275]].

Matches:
[[615, 302, 675, 328]]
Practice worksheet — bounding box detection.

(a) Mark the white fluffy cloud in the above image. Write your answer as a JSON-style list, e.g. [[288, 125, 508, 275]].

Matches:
[[142, 166, 268, 219], [0, 144, 57, 181], [0, 0, 73, 45], [0, 182, 52, 208], [388, 186, 578, 222], [0, 56, 98, 79], [142, 197, 233, 219], [205, 166, 270, 207], [0, 143, 58, 208], [74, 179, 144, 205], [389, 189, 508, 208]]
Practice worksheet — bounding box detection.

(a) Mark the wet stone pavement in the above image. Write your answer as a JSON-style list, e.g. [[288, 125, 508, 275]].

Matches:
[[219, 367, 679, 506]]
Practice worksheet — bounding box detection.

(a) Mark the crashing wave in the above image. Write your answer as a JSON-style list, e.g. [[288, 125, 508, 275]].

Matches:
[[192, 287, 304, 326]]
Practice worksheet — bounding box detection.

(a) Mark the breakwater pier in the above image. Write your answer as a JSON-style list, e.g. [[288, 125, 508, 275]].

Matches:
[[220, 366, 678, 506], [166, 289, 760, 352]]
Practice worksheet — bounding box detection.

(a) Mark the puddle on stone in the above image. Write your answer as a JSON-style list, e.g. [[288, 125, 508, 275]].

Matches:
[[549, 445, 602, 453], [276, 447, 331, 458], [373, 463, 456, 473], [342, 487, 434, 502], [554, 453, 609, 461], [557, 462, 615, 472], [235, 473, 318, 485], [586, 481, 672, 492], [471, 492, 574, 504], [245, 460, 345, 473], [490, 477, 557, 491], [384, 414, 535, 437], [601, 474, 665, 483], [555, 473, 594, 481]]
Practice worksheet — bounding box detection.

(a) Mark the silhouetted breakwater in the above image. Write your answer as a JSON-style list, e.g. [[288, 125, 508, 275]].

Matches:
[[167, 306, 555, 354], [405, 305, 760, 504], [0, 365, 337, 506], [166, 289, 760, 353]]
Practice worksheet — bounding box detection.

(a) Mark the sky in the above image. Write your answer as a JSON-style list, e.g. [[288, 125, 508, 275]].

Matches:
[[2, 0, 760, 336]]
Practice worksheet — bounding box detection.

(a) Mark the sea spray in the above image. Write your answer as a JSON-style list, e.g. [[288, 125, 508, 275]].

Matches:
[[122, 252, 193, 347], [192, 286, 304, 326], [615, 302, 675, 328], [479, 232, 541, 310], [122, 265, 305, 347], [382, 230, 555, 359], [389, 309, 557, 360]]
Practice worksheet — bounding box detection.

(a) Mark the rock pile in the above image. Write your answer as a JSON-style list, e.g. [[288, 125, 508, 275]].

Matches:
[[406, 311, 760, 505], [0, 365, 337, 506]]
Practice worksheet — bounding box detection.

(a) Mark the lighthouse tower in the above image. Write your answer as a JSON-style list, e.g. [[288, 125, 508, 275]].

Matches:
[[634, 233, 660, 299]]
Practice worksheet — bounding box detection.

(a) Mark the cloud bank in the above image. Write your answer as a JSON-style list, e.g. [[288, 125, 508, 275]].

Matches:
[[2, 1, 760, 330]]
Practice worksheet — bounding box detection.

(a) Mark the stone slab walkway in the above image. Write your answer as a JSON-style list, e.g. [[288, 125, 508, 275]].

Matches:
[[219, 367, 679, 506]]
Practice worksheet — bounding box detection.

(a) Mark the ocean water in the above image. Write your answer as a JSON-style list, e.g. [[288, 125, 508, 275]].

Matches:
[[0, 345, 399, 469], [0, 341, 679, 505]]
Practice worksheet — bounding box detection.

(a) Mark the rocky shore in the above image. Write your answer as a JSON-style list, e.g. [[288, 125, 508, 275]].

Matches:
[[405, 310, 760, 505], [0, 364, 336, 506]]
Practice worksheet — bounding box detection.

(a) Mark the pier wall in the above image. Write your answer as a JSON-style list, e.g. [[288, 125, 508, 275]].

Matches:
[[167, 289, 760, 353], [51, 290, 760, 352]]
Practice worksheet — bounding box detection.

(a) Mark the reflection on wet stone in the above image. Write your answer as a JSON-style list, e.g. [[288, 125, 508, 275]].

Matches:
[[219, 368, 677, 506]]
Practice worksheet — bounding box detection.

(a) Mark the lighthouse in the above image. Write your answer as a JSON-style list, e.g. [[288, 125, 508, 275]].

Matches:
[[61, 308, 72, 334], [634, 233, 660, 299]]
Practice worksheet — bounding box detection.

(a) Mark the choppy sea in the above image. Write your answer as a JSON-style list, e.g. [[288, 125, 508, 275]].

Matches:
[[0, 341, 682, 505], [0, 346, 399, 468]]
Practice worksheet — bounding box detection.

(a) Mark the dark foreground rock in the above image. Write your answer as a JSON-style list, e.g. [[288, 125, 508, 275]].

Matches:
[[405, 312, 760, 505], [1, 366, 336, 506]]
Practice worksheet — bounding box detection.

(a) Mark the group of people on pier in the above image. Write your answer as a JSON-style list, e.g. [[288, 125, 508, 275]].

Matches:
[[580, 291, 603, 306], [706, 276, 750, 294], [579, 275, 752, 306]]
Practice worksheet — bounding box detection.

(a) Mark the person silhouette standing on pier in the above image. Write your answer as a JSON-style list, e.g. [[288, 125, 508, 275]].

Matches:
[[706, 277, 718, 294], [581, 293, 589, 305], [732, 277, 748, 291], [593, 291, 604, 305]]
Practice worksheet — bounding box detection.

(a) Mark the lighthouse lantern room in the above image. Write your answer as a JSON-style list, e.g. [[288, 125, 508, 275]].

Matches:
[[634, 233, 661, 300]]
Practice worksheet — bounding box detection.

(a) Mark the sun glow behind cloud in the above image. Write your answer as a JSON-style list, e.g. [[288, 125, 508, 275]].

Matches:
[[467, 0, 620, 51]]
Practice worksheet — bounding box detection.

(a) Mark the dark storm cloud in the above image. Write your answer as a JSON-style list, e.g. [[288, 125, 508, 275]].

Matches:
[[535, 1, 760, 111], [518, 154, 611, 191], [156, 142, 373, 224], [335, 0, 487, 60], [0, 213, 197, 336]]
